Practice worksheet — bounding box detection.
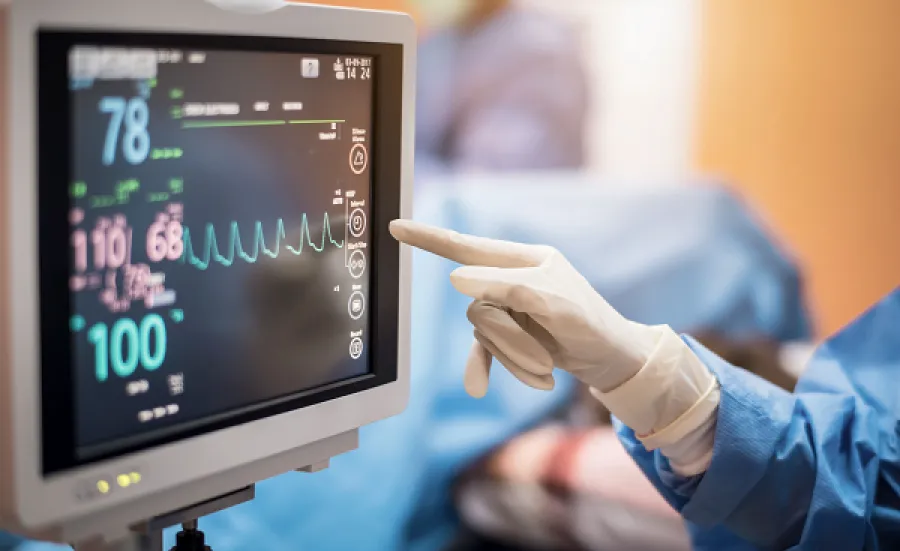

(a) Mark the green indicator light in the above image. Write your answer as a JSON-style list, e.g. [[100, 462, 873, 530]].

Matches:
[[148, 192, 170, 203], [171, 106, 183, 120], [174, 148, 183, 159], [169, 179, 184, 194], [170, 310, 185, 323], [170, 89, 184, 100], [148, 78, 158, 89]]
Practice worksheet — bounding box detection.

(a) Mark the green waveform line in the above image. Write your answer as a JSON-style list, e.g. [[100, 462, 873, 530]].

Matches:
[[180, 213, 344, 271]]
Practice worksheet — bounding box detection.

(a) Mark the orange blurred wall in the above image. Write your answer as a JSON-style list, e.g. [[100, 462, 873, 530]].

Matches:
[[695, 0, 900, 338]]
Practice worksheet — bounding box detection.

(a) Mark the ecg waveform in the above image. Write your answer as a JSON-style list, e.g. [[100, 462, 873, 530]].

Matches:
[[180, 213, 344, 271]]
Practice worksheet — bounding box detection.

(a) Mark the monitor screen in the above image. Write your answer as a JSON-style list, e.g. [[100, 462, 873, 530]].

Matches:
[[38, 32, 403, 474]]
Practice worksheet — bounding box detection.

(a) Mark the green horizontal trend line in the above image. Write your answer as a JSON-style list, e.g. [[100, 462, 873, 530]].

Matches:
[[182, 120, 287, 129], [289, 119, 346, 124], [181, 119, 345, 129], [180, 213, 343, 271]]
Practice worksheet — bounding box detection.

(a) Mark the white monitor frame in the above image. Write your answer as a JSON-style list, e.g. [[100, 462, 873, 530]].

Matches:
[[1, 0, 414, 541]]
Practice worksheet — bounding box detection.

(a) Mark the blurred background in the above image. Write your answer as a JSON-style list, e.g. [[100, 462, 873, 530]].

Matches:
[[3, 1, 899, 550]]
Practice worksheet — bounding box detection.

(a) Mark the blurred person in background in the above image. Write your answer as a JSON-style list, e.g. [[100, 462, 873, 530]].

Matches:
[[414, 0, 589, 177]]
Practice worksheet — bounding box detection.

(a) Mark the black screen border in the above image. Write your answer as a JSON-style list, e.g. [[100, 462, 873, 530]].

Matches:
[[38, 30, 403, 475]]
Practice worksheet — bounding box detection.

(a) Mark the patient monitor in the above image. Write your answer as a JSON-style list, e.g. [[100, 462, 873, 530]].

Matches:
[[0, 0, 415, 548]]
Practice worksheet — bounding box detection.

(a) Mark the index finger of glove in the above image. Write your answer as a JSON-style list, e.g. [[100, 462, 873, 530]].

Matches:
[[390, 219, 549, 268]]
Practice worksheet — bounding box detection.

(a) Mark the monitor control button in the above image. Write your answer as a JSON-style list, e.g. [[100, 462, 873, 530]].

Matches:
[[348, 291, 366, 321], [301, 58, 320, 79], [348, 250, 366, 279], [349, 144, 368, 175], [349, 337, 364, 360], [349, 209, 366, 238]]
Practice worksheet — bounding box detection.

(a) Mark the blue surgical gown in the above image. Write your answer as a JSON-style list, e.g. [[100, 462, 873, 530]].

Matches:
[[618, 286, 900, 550]]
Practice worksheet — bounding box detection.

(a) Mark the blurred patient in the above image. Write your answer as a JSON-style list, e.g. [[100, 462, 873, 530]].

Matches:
[[454, 335, 802, 551], [414, 0, 589, 175]]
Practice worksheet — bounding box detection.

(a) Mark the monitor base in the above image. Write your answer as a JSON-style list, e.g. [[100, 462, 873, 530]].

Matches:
[[75, 485, 255, 551]]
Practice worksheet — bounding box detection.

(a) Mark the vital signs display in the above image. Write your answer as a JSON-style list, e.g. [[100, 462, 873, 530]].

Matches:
[[35, 32, 403, 472]]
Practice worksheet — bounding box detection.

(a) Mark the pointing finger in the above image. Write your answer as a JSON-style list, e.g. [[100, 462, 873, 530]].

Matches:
[[390, 219, 550, 268]]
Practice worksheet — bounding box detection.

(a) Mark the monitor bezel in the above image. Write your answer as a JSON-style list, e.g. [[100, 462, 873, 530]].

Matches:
[[40, 30, 401, 474], [4, 0, 414, 531]]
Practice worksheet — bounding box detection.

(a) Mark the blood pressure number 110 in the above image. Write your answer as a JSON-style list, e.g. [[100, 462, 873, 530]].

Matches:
[[100, 97, 150, 166], [88, 314, 167, 382]]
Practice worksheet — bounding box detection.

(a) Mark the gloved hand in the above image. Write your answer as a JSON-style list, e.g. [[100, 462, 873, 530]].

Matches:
[[391, 220, 721, 475]]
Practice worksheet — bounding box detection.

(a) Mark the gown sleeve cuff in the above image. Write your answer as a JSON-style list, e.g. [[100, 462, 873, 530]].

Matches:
[[591, 326, 720, 450], [674, 336, 795, 527], [611, 336, 796, 529]]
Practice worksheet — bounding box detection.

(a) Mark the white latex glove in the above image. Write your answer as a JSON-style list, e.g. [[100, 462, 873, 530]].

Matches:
[[391, 220, 721, 475]]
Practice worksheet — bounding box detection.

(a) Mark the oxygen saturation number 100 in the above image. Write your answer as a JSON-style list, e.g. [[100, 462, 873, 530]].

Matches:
[[88, 314, 167, 382]]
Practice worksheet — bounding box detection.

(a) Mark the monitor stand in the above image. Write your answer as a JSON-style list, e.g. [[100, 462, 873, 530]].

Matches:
[[76, 484, 257, 551], [168, 520, 211, 551]]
